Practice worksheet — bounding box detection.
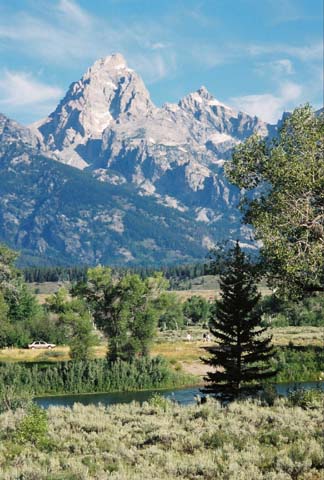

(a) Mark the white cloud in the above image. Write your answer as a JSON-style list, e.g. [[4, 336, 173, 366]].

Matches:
[[190, 46, 230, 68], [247, 42, 323, 62], [254, 58, 295, 81], [230, 82, 303, 123], [270, 59, 294, 75], [151, 42, 171, 50], [131, 52, 176, 83], [0, 1, 176, 84], [57, 0, 92, 27], [0, 70, 63, 108], [264, 0, 305, 24]]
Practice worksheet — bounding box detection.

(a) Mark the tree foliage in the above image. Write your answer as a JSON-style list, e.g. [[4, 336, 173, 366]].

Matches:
[[74, 267, 168, 362], [0, 245, 53, 347], [0, 244, 19, 295], [155, 292, 185, 330], [46, 289, 98, 360], [183, 295, 210, 325], [202, 242, 276, 400], [226, 105, 324, 297]]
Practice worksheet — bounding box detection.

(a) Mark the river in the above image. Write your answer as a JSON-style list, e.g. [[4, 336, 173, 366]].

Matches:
[[35, 381, 324, 409]]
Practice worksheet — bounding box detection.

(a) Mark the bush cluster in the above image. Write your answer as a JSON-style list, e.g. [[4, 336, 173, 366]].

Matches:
[[0, 396, 323, 479], [271, 346, 324, 383]]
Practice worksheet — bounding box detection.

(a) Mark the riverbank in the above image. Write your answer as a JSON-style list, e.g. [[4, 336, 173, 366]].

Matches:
[[0, 357, 197, 400], [1, 344, 323, 400], [1, 395, 323, 479]]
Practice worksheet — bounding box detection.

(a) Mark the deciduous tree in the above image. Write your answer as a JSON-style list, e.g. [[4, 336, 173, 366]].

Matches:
[[226, 105, 324, 297], [74, 267, 168, 362]]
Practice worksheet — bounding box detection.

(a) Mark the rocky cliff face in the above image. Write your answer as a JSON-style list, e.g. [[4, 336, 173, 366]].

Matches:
[[0, 113, 38, 147], [0, 54, 281, 265], [0, 113, 218, 266], [31, 54, 275, 219]]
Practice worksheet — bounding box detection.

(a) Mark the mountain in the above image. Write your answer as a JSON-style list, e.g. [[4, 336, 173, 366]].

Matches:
[[1, 54, 279, 266], [0, 113, 38, 147], [32, 54, 275, 218], [0, 112, 224, 266]]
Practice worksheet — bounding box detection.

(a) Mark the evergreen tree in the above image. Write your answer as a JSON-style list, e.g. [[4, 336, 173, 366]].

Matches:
[[202, 242, 276, 401]]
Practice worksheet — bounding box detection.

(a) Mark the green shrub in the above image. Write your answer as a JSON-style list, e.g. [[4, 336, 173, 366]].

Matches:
[[287, 388, 324, 409], [0, 398, 324, 479], [271, 346, 324, 382], [202, 430, 232, 449], [148, 393, 171, 411], [14, 404, 49, 446]]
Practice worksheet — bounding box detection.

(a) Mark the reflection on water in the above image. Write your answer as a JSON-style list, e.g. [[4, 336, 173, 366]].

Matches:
[[35, 381, 324, 409]]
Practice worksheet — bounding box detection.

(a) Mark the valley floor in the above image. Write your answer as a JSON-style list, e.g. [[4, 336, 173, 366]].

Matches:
[[1, 396, 324, 479], [0, 325, 322, 372]]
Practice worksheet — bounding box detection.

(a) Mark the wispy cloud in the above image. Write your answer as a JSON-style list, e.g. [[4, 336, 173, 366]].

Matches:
[[57, 0, 92, 27], [190, 45, 231, 68], [230, 81, 303, 123], [0, 0, 176, 83], [0, 0, 321, 124], [255, 59, 295, 76], [0, 2, 320, 76], [246, 42, 323, 62], [189, 39, 322, 71], [131, 52, 176, 84], [0, 70, 63, 114], [150, 42, 171, 50]]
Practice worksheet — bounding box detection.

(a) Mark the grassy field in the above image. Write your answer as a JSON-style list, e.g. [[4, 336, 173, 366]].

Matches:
[[0, 326, 322, 365], [1, 396, 324, 479]]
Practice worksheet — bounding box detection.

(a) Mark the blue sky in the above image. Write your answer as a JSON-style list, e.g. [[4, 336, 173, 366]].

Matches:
[[0, 0, 322, 124]]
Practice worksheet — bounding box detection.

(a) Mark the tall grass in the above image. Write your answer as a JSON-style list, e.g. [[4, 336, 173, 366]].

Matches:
[[0, 357, 195, 397]]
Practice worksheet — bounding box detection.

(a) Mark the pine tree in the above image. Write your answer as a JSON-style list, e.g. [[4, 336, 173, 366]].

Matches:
[[202, 242, 276, 401]]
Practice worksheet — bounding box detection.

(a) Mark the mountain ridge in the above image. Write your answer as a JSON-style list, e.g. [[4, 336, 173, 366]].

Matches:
[[0, 116, 220, 266], [0, 54, 288, 266], [29, 54, 277, 236]]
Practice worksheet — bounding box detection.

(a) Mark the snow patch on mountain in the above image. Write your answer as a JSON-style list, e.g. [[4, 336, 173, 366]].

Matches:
[[28, 53, 276, 246]]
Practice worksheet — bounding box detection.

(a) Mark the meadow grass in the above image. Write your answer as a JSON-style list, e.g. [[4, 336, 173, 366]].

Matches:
[[1, 326, 322, 364]]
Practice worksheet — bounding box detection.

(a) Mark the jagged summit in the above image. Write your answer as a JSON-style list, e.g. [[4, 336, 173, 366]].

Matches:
[[0, 54, 283, 266], [0, 112, 38, 147], [83, 53, 133, 83], [90, 53, 129, 71], [31, 52, 154, 168], [30, 53, 273, 213], [179, 86, 228, 112]]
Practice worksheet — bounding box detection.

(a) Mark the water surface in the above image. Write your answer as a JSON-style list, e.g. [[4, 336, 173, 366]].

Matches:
[[35, 381, 324, 409]]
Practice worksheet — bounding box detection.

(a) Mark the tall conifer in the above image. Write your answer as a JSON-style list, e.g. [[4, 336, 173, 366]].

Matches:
[[202, 242, 276, 400]]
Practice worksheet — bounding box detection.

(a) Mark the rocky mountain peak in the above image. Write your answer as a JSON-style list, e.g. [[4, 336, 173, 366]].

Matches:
[[88, 53, 129, 73], [196, 85, 213, 100], [178, 86, 228, 113], [0, 112, 37, 148], [31, 53, 154, 168], [0, 54, 284, 266]]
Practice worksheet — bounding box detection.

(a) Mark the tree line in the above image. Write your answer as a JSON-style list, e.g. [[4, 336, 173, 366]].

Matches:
[[0, 245, 212, 353], [22, 262, 207, 287]]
